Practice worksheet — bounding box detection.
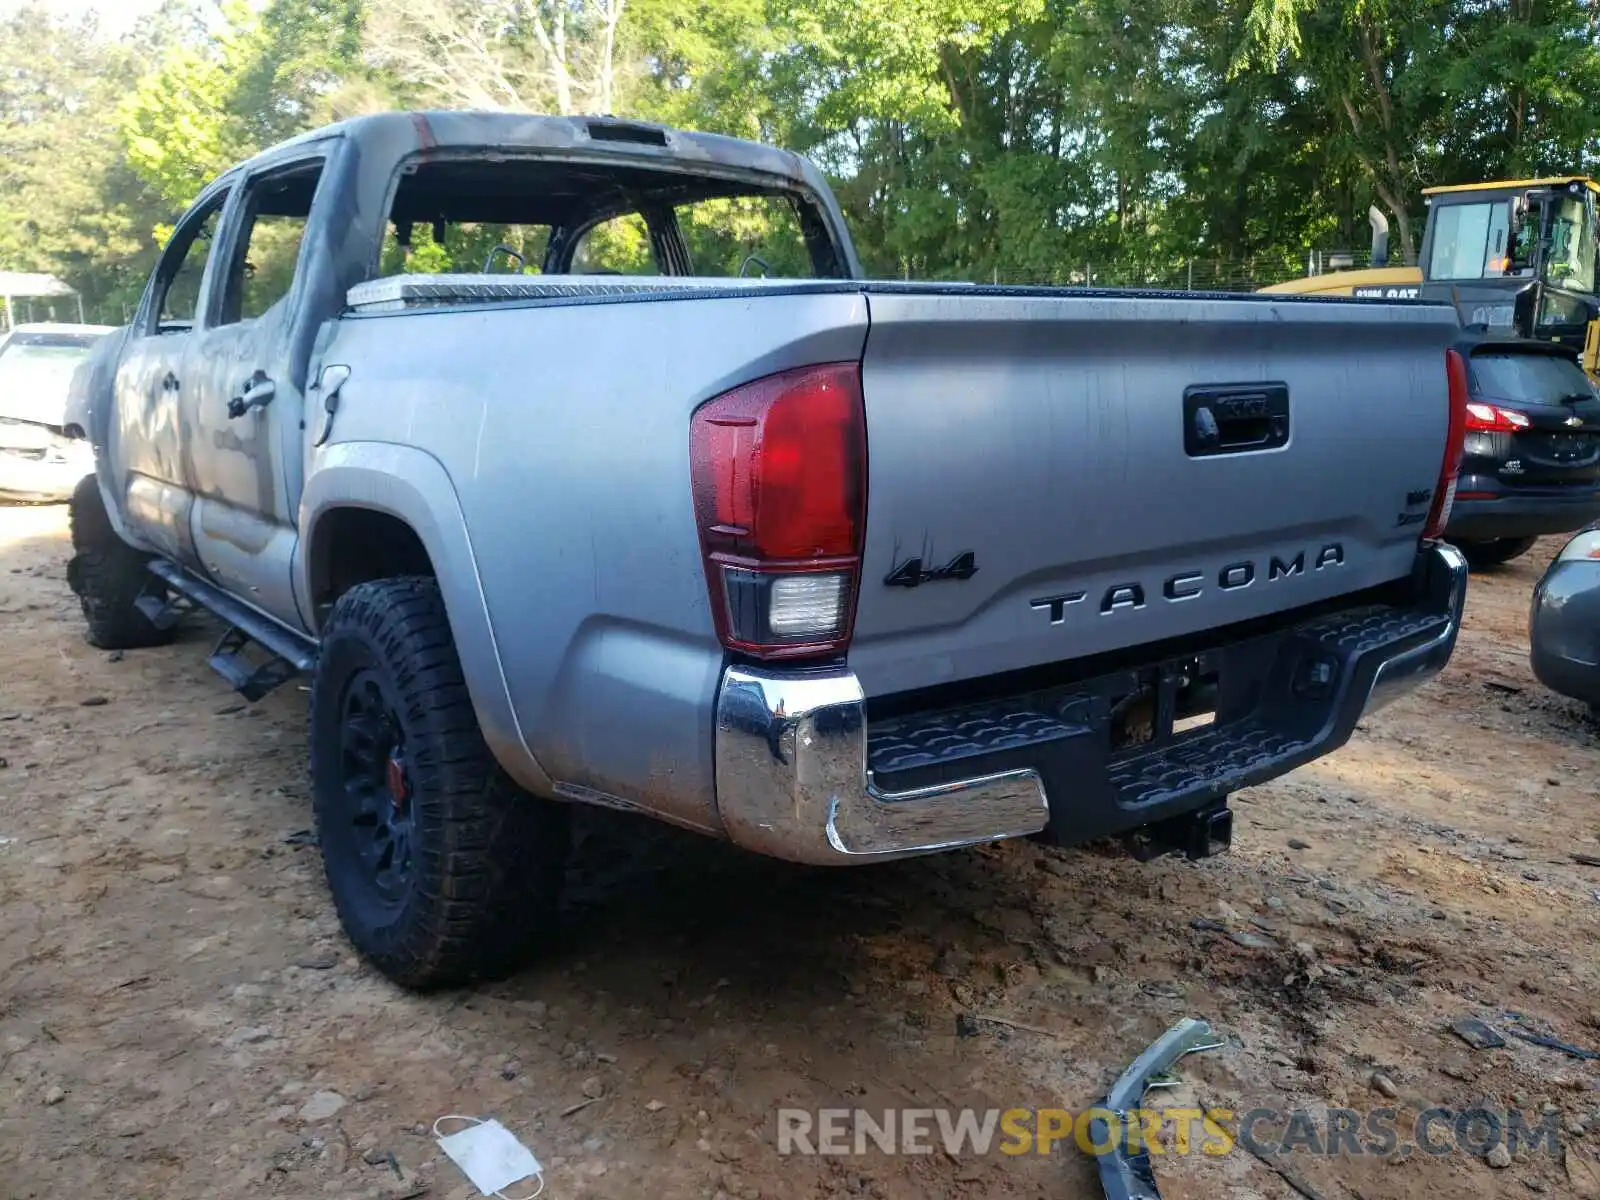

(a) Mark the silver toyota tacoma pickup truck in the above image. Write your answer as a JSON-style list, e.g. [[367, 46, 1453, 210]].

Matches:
[[64, 111, 1470, 989]]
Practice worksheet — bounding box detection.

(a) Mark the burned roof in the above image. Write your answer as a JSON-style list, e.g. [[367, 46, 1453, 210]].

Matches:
[[236, 111, 819, 194]]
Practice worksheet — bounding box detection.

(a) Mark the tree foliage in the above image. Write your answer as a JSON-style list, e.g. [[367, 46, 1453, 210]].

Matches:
[[5, 0, 1600, 320]]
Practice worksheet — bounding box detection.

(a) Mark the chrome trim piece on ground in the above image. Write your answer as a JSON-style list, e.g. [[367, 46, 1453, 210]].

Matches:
[[1090, 1018, 1224, 1200], [1363, 542, 1468, 715], [713, 666, 1049, 865]]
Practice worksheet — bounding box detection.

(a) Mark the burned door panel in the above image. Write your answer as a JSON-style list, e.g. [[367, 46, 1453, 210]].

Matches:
[[182, 317, 301, 619], [183, 159, 327, 626], [109, 193, 232, 565]]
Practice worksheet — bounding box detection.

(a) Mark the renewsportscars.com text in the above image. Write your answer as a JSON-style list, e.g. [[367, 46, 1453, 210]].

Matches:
[[776, 1106, 1563, 1160]]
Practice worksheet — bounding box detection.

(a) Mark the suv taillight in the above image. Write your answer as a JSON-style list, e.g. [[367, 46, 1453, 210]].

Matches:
[[1424, 349, 1471, 539], [690, 363, 866, 661], [1464, 402, 1531, 432]]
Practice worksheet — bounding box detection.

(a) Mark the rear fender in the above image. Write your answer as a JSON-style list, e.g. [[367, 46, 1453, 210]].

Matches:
[[297, 441, 553, 794]]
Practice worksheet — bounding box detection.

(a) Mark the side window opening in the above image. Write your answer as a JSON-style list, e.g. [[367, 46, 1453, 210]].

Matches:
[[677, 195, 814, 277], [570, 214, 657, 275], [219, 161, 325, 326], [155, 198, 227, 334]]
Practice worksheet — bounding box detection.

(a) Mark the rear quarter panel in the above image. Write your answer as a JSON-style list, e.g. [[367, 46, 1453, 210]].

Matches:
[[310, 289, 868, 831]]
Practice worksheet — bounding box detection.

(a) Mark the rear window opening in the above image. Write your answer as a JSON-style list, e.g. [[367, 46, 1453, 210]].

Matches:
[[376, 156, 845, 281]]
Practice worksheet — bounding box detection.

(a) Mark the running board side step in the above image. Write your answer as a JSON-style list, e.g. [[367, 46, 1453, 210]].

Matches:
[[145, 560, 318, 701], [134, 588, 195, 632]]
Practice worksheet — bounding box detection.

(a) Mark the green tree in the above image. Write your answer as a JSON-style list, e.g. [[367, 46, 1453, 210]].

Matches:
[[119, 0, 374, 211], [1233, 0, 1600, 264], [0, 3, 171, 322]]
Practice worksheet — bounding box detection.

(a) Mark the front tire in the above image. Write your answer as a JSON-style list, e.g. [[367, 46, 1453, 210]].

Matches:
[[1458, 536, 1538, 570], [309, 576, 569, 990], [65, 475, 173, 650]]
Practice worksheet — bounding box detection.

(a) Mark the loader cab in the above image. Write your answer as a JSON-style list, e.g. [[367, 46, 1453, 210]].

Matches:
[[1415, 177, 1600, 369]]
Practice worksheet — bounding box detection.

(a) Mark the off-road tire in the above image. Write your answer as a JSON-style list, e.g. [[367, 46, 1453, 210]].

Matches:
[[309, 576, 570, 990], [65, 475, 173, 650], [1458, 536, 1539, 570]]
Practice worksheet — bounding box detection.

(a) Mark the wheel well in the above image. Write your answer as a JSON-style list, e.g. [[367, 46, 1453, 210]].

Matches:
[[309, 508, 434, 622]]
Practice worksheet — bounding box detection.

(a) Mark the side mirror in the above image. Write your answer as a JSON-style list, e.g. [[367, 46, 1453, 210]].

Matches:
[[1513, 283, 1539, 337]]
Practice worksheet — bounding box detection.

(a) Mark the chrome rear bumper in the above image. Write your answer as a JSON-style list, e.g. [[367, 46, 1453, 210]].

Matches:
[[714, 668, 1050, 864], [712, 542, 1466, 866]]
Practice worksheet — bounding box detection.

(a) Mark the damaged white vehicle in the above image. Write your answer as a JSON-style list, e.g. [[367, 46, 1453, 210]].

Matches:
[[0, 323, 113, 502]]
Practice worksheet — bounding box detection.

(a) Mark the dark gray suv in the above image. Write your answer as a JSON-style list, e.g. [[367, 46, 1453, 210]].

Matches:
[[1446, 333, 1600, 568]]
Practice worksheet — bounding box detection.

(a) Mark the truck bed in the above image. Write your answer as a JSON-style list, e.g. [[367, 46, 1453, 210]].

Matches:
[[335, 278, 1460, 705]]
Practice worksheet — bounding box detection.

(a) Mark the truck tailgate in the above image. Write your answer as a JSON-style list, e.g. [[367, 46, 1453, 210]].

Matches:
[[850, 287, 1461, 697]]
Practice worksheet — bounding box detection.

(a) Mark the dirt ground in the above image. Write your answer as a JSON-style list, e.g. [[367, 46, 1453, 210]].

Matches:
[[4, 505, 1600, 1200]]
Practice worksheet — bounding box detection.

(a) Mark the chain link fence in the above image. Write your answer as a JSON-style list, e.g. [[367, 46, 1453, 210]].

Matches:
[[10, 246, 1389, 329], [963, 248, 1385, 292]]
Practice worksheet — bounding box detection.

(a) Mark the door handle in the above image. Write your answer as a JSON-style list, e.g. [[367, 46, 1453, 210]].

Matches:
[[1184, 383, 1291, 457], [227, 371, 276, 419]]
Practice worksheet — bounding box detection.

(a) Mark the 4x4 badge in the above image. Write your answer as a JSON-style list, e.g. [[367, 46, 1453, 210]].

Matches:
[[885, 550, 978, 589]]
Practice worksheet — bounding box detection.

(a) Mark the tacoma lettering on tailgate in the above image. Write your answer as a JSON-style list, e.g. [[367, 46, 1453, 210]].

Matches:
[[1029, 543, 1345, 625]]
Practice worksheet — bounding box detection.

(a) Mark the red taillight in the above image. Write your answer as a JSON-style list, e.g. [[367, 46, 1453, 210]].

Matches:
[[1465, 401, 1532, 432], [690, 363, 866, 660], [1424, 349, 1471, 539]]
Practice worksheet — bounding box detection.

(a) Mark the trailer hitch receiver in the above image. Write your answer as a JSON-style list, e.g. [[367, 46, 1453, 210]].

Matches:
[[1124, 801, 1232, 863]]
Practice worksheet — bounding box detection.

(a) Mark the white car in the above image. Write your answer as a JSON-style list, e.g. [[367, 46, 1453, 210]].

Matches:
[[0, 322, 113, 502]]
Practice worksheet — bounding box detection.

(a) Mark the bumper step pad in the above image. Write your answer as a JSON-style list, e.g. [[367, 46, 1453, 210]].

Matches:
[[864, 602, 1453, 847]]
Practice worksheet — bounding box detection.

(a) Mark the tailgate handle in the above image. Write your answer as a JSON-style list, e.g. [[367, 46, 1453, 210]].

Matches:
[[1184, 383, 1289, 457]]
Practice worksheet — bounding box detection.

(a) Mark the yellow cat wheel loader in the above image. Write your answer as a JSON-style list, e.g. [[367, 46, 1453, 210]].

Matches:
[[1262, 178, 1600, 378]]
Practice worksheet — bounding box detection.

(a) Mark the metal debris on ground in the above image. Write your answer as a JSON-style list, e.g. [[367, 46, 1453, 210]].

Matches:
[[1507, 1029, 1600, 1060], [972, 1013, 1058, 1037], [1228, 930, 1277, 951], [1449, 1017, 1507, 1051], [1088, 1017, 1225, 1200]]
